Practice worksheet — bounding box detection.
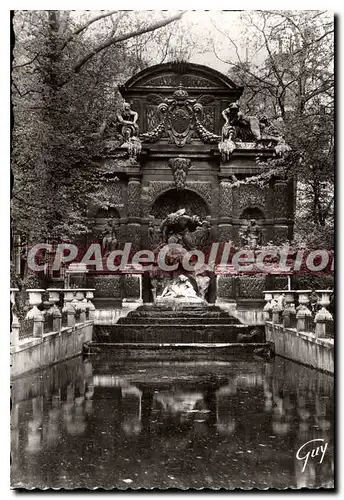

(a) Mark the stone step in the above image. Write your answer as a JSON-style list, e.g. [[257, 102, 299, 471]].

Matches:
[[93, 324, 264, 344], [84, 341, 274, 360], [118, 316, 240, 325]]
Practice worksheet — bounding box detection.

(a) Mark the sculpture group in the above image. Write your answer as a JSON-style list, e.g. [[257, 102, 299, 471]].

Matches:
[[99, 92, 281, 162], [96, 87, 283, 304]]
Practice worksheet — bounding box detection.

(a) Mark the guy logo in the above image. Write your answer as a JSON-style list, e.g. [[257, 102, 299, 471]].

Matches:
[[296, 438, 328, 473]]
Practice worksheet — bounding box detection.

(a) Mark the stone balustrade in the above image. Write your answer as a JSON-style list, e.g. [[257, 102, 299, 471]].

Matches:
[[263, 289, 334, 338], [10, 287, 96, 347]]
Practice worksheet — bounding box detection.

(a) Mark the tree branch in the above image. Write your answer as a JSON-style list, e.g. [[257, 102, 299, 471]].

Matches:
[[293, 29, 334, 56], [60, 10, 118, 51], [12, 52, 40, 69], [210, 20, 243, 64], [70, 11, 186, 78]]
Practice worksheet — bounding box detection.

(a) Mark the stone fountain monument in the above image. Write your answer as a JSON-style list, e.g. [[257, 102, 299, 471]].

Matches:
[[69, 60, 294, 356], [91, 206, 271, 355]]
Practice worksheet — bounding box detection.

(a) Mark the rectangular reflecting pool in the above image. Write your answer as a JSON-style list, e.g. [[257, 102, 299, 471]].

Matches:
[[11, 354, 334, 490]]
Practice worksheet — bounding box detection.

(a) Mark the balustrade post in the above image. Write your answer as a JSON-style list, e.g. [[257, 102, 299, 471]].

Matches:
[[296, 290, 312, 332], [84, 289, 96, 320], [10, 288, 20, 346], [264, 290, 284, 324], [315, 290, 333, 338], [282, 291, 296, 329], [272, 301, 283, 325], [62, 290, 76, 327], [47, 289, 62, 333], [314, 312, 326, 338], [26, 289, 45, 338], [75, 290, 86, 323]]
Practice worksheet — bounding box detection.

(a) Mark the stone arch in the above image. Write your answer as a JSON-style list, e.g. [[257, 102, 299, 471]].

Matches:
[[240, 207, 265, 222], [150, 188, 210, 220]]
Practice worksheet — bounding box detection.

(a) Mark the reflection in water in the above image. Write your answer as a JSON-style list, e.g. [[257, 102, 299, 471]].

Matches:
[[11, 355, 334, 489]]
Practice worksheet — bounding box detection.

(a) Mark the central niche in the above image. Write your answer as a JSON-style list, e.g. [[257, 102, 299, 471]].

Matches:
[[150, 189, 209, 220]]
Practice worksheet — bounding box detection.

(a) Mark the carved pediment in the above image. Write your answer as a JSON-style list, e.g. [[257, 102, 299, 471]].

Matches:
[[120, 62, 243, 96], [119, 62, 244, 144], [140, 73, 223, 89]]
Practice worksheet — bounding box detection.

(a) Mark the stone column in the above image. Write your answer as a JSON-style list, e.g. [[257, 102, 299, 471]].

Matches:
[[127, 175, 142, 251], [274, 179, 289, 244], [218, 176, 233, 243]]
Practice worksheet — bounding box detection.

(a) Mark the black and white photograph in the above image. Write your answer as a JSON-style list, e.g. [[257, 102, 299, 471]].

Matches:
[[10, 8, 334, 490]]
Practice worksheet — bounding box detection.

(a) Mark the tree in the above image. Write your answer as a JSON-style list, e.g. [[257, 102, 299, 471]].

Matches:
[[11, 10, 186, 235], [211, 10, 334, 248], [11, 10, 186, 287]]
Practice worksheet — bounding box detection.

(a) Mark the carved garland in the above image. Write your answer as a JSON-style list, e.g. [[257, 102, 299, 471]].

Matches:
[[169, 158, 191, 190], [139, 90, 221, 146]]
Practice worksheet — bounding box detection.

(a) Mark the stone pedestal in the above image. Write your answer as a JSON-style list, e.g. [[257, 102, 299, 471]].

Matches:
[[122, 265, 143, 308], [65, 263, 88, 288], [155, 296, 206, 307]]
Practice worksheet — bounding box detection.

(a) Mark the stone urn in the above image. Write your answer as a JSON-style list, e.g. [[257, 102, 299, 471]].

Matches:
[[271, 291, 283, 302], [47, 289, 61, 306], [315, 290, 333, 320], [75, 290, 85, 301], [63, 289, 76, 303], [26, 289, 45, 307], [26, 289, 45, 319], [296, 290, 312, 307], [316, 290, 333, 309], [284, 291, 295, 307], [84, 289, 95, 300], [295, 290, 312, 326], [263, 291, 273, 302]]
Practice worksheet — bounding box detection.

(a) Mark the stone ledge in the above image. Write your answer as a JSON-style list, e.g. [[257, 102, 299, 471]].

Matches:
[[42, 331, 59, 340], [265, 321, 334, 350], [11, 321, 94, 355], [265, 322, 334, 373], [10, 337, 41, 353]]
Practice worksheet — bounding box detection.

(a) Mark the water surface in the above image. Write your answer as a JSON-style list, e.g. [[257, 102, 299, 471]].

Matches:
[[11, 355, 334, 490]]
